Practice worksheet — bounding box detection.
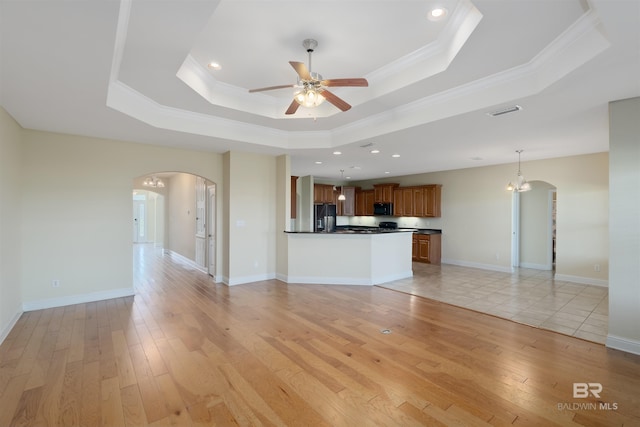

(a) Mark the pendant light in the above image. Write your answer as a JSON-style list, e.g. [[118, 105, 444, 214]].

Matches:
[[338, 170, 346, 201], [506, 150, 531, 192]]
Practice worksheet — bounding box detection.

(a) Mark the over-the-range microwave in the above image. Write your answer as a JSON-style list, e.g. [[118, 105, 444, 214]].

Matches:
[[373, 202, 393, 216]]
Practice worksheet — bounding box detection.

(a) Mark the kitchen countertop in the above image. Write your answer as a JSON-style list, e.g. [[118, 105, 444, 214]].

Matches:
[[284, 228, 441, 235]]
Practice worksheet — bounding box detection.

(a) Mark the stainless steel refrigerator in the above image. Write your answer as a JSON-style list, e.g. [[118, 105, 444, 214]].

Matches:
[[314, 204, 337, 232]]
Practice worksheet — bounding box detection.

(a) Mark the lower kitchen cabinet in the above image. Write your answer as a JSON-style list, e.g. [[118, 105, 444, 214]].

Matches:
[[412, 233, 441, 264]]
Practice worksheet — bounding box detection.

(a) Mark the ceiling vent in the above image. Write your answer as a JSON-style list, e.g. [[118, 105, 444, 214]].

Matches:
[[487, 105, 522, 117]]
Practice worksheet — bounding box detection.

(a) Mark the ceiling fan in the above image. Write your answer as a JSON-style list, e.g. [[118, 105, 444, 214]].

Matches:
[[248, 39, 368, 115]]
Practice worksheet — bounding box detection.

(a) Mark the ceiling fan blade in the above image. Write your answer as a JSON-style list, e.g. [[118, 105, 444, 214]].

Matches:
[[248, 84, 295, 93], [290, 61, 311, 80], [320, 89, 351, 112], [285, 99, 300, 115], [321, 78, 368, 87]]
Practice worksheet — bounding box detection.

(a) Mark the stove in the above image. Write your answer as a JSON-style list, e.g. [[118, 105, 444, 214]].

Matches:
[[378, 221, 398, 230]]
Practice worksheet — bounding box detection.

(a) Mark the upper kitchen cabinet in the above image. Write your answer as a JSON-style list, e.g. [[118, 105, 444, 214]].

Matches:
[[393, 187, 414, 216], [314, 184, 336, 204], [355, 189, 375, 216], [423, 184, 441, 217], [337, 186, 357, 216], [374, 183, 398, 203], [392, 184, 442, 218]]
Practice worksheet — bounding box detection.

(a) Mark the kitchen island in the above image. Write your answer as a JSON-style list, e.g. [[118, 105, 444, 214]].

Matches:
[[284, 230, 413, 285]]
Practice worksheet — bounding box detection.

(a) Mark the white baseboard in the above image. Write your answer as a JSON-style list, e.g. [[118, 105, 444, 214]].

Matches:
[[606, 334, 640, 356], [276, 270, 412, 286], [441, 258, 513, 273], [520, 262, 552, 270], [0, 310, 23, 346], [554, 273, 608, 287], [22, 287, 135, 312], [282, 275, 373, 286], [223, 273, 276, 286]]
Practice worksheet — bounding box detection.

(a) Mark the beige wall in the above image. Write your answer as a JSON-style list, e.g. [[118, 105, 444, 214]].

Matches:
[[168, 173, 197, 260], [224, 151, 277, 285], [275, 155, 290, 280], [19, 129, 223, 309], [0, 108, 24, 341], [608, 97, 640, 354], [352, 152, 609, 284]]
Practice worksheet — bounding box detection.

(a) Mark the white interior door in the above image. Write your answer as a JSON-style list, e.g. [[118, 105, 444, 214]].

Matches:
[[133, 195, 147, 243], [207, 185, 216, 278], [195, 176, 206, 268]]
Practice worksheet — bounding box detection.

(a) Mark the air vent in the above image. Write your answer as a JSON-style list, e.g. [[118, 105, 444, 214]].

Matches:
[[487, 105, 522, 117], [360, 142, 374, 148]]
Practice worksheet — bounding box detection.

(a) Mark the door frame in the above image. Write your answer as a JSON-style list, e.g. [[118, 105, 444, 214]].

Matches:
[[207, 184, 216, 279]]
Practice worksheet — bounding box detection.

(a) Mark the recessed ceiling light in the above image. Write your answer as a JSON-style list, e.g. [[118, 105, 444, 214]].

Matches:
[[392, 154, 401, 158], [207, 62, 222, 70], [333, 151, 342, 155], [370, 149, 380, 154], [384, 171, 390, 174], [315, 161, 322, 164], [346, 176, 351, 179], [428, 7, 447, 21]]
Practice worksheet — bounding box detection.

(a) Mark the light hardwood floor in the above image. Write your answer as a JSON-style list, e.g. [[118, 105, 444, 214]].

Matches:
[[1, 244, 639, 426]]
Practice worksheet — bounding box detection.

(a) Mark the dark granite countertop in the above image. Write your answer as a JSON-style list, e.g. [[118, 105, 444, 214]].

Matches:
[[284, 228, 441, 235]]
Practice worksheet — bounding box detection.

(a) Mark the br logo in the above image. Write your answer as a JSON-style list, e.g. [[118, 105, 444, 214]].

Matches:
[[573, 383, 602, 398]]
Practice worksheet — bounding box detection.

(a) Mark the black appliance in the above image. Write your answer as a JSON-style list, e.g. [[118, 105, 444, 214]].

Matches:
[[314, 204, 337, 232], [373, 202, 393, 216], [378, 221, 398, 230]]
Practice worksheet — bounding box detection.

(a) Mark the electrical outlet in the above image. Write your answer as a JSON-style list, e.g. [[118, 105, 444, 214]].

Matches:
[[594, 264, 600, 272], [52, 279, 60, 288]]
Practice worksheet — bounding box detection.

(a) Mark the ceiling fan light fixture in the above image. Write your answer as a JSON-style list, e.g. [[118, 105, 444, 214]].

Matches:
[[294, 87, 325, 108]]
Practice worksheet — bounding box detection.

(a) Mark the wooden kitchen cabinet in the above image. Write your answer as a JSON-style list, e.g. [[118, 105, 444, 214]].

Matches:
[[374, 183, 398, 203], [403, 188, 414, 216], [337, 186, 356, 216], [413, 187, 424, 217], [314, 184, 336, 204], [412, 233, 441, 264], [356, 189, 375, 215], [291, 176, 297, 218], [423, 184, 441, 217], [364, 190, 374, 215], [393, 189, 403, 216]]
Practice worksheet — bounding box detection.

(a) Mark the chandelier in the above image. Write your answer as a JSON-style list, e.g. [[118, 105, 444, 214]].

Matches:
[[506, 150, 531, 192], [143, 176, 165, 188]]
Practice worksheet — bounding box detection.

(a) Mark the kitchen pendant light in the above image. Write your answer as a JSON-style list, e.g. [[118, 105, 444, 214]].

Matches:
[[338, 170, 346, 201], [506, 150, 531, 192]]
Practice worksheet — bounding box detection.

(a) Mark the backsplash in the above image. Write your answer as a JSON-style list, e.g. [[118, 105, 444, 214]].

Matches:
[[342, 216, 441, 229]]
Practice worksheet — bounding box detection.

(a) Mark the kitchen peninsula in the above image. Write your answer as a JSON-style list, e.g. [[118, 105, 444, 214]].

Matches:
[[285, 230, 413, 286]]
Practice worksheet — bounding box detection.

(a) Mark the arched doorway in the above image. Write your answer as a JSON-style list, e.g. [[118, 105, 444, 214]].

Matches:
[[133, 172, 217, 280]]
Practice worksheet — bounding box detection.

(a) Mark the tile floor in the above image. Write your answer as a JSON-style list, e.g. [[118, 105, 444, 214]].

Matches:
[[379, 263, 609, 344]]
